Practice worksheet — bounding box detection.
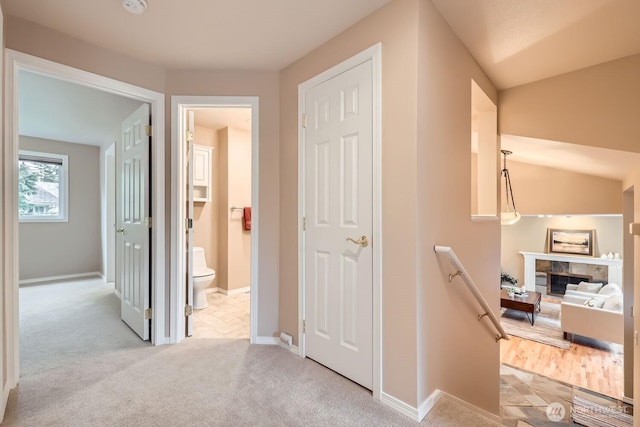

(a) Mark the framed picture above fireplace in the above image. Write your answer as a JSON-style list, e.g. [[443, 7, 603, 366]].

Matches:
[[547, 229, 594, 256]]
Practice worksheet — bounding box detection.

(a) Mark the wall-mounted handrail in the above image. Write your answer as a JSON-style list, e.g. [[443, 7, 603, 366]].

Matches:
[[434, 245, 509, 342]]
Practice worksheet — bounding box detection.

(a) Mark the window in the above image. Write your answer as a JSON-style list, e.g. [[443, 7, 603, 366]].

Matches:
[[18, 150, 68, 222]]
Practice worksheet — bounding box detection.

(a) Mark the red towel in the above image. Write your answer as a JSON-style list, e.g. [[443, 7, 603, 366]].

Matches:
[[243, 207, 251, 231]]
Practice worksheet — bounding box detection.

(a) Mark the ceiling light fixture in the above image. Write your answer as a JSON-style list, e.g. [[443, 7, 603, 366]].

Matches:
[[122, 0, 148, 15], [501, 149, 521, 226]]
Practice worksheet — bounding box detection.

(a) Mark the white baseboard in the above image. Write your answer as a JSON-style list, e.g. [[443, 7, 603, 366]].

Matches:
[[417, 389, 444, 421], [19, 271, 103, 286], [622, 395, 633, 405], [278, 341, 300, 354], [206, 286, 250, 296], [254, 336, 279, 345], [381, 391, 421, 421]]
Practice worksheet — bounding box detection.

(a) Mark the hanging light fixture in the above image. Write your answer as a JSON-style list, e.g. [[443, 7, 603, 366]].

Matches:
[[501, 149, 521, 225]]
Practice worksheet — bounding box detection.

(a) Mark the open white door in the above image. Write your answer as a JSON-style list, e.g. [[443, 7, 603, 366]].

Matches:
[[302, 59, 374, 389], [185, 110, 195, 337], [117, 103, 151, 340]]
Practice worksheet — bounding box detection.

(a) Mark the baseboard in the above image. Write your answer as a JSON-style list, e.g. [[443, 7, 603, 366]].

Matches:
[[254, 336, 279, 345], [19, 271, 102, 286], [380, 391, 421, 421], [622, 395, 633, 405], [417, 389, 444, 421], [278, 341, 300, 354], [220, 286, 250, 296], [206, 287, 219, 294], [432, 391, 502, 424]]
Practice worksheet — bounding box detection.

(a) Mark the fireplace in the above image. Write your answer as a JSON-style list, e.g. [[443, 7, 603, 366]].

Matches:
[[546, 272, 593, 296]]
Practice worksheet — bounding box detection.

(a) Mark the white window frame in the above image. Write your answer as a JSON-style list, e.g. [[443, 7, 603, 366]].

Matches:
[[18, 150, 69, 223]]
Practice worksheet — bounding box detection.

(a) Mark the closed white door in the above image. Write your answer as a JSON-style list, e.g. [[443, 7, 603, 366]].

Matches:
[[303, 60, 373, 389], [118, 103, 151, 340]]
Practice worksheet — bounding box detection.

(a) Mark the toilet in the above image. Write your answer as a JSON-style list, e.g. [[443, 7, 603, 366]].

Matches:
[[192, 247, 216, 310]]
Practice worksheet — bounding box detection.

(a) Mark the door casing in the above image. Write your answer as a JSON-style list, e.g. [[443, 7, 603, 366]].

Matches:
[[3, 49, 167, 390], [297, 43, 382, 399]]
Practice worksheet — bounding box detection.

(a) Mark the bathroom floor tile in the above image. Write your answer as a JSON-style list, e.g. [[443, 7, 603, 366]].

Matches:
[[193, 292, 250, 339]]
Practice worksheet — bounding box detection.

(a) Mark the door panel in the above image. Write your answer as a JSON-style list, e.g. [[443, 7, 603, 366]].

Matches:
[[304, 60, 373, 389], [118, 103, 150, 340]]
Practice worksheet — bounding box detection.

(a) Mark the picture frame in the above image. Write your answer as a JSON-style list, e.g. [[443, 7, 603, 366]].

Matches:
[[547, 229, 594, 256]]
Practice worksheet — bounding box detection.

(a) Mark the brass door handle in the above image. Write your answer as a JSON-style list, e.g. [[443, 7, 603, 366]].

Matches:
[[116, 228, 125, 233], [346, 235, 368, 248]]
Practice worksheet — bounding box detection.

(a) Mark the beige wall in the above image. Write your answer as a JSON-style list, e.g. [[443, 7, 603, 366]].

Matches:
[[191, 125, 220, 289], [19, 137, 101, 280], [416, 0, 500, 412], [500, 54, 640, 153], [280, 0, 500, 413], [503, 160, 623, 215], [216, 127, 251, 291], [501, 215, 624, 286]]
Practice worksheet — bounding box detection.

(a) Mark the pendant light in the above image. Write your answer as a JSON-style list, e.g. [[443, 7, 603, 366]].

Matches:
[[501, 150, 521, 225]]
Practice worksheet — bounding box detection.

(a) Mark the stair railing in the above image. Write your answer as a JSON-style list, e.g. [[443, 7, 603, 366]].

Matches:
[[434, 245, 509, 342]]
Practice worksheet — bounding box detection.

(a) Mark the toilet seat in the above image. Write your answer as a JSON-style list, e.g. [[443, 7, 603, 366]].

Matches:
[[194, 267, 215, 278]]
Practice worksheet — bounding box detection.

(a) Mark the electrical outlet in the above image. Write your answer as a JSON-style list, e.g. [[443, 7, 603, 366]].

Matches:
[[280, 332, 293, 346]]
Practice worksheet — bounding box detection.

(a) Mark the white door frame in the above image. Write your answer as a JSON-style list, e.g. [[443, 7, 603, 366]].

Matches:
[[170, 96, 259, 344], [297, 43, 382, 399], [3, 49, 167, 387]]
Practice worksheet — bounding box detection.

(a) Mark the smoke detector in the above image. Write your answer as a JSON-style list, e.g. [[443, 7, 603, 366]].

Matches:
[[122, 0, 147, 15]]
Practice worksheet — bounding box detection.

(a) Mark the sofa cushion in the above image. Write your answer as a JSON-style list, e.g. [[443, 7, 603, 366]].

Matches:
[[603, 294, 623, 312], [575, 281, 603, 293], [584, 297, 605, 308], [598, 283, 623, 296]]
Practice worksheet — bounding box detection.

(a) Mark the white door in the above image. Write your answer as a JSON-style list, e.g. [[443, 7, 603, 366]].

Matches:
[[185, 110, 195, 337], [303, 60, 373, 389], [117, 103, 151, 340]]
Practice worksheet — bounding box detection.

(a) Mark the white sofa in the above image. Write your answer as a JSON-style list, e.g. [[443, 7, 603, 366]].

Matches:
[[560, 282, 624, 345]]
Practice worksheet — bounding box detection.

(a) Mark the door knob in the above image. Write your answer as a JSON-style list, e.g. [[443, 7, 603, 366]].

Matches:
[[116, 228, 125, 233], [346, 235, 369, 248]]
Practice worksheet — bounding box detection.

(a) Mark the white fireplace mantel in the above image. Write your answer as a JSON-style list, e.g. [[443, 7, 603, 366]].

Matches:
[[519, 251, 623, 292]]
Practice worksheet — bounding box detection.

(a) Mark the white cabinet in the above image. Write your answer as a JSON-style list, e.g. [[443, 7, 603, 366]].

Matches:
[[192, 144, 212, 202]]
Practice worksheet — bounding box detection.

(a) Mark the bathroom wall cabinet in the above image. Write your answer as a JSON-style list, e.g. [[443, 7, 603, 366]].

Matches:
[[192, 144, 212, 202]]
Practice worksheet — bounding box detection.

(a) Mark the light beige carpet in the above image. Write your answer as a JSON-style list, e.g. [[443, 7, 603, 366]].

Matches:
[[500, 301, 570, 349], [3, 278, 501, 426]]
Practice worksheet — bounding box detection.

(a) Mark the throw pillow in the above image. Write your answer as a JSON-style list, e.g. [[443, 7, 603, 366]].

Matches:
[[603, 294, 623, 312], [584, 297, 605, 308], [576, 281, 604, 293], [598, 283, 623, 296]]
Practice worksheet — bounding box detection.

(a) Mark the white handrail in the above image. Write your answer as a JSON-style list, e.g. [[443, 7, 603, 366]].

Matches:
[[434, 245, 509, 342]]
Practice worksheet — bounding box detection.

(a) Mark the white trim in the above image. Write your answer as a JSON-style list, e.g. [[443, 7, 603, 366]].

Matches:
[[4, 50, 167, 391], [254, 336, 279, 345], [170, 96, 259, 345], [206, 287, 220, 294], [219, 286, 250, 296], [297, 43, 382, 399], [380, 391, 421, 421], [623, 396, 633, 405], [278, 342, 300, 354], [18, 271, 102, 285], [1, 382, 9, 424], [471, 215, 499, 222]]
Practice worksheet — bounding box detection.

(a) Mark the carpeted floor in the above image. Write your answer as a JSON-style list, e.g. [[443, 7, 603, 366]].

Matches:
[[3, 278, 501, 426]]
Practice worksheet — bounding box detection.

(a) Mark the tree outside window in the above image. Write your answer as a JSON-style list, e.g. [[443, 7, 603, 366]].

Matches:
[[18, 150, 68, 222]]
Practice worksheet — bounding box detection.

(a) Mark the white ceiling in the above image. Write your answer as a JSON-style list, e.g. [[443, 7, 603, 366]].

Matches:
[[11, 1, 640, 180]]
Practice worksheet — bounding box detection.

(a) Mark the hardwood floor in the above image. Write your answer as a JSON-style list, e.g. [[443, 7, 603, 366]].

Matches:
[[500, 334, 624, 399]]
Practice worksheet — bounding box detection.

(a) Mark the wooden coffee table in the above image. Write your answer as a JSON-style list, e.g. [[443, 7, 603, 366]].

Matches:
[[500, 289, 542, 325]]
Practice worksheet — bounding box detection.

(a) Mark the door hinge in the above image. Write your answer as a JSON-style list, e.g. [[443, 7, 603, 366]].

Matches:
[[303, 319, 306, 334], [145, 125, 153, 137], [185, 130, 194, 142], [302, 217, 306, 231], [301, 113, 307, 128], [185, 218, 193, 230], [185, 305, 193, 316], [145, 217, 152, 228], [144, 308, 152, 320]]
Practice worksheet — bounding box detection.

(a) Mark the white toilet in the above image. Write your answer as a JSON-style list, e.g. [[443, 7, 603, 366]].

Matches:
[[192, 247, 216, 310]]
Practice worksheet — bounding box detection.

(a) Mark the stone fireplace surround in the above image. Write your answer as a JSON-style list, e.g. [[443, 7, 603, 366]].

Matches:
[[520, 252, 623, 293]]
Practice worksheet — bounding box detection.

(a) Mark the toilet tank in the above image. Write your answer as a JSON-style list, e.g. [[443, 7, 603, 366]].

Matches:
[[191, 247, 207, 274]]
